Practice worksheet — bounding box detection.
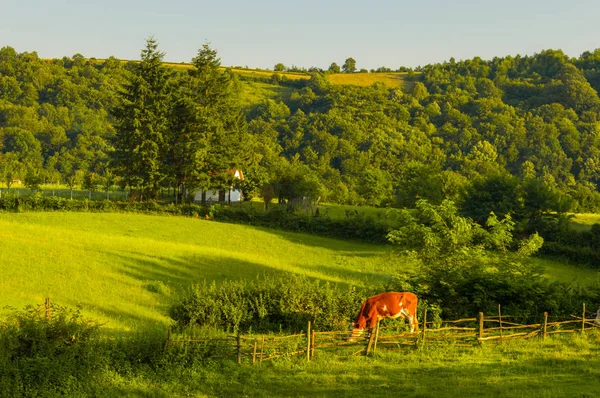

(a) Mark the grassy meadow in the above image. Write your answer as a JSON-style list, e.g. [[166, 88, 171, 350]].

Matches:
[[0, 212, 398, 332], [327, 71, 418, 90], [2, 210, 599, 331], [2, 211, 600, 396], [103, 333, 600, 397], [570, 212, 600, 231]]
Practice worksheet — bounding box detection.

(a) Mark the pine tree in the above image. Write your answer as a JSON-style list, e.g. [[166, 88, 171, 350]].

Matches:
[[166, 43, 248, 202], [112, 37, 170, 200]]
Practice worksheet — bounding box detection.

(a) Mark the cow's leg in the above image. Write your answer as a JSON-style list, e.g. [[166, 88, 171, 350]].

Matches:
[[401, 308, 417, 332]]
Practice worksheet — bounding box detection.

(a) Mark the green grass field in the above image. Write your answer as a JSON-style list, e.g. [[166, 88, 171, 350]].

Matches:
[[327, 71, 419, 90], [2, 211, 600, 396], [89, 333, 600, 397], [570, 213, 600, 231], [0, 212, 397, 332], [2, 211, 599, 332]]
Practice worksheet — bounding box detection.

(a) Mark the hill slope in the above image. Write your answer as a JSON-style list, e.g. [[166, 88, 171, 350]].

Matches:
[[0, 212, 395, 331]]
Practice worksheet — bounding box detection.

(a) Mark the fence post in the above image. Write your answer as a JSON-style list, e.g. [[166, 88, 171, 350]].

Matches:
[[582, 303, 586, 333], [306, 321, 311, 362], [543, 312, 548, 340], [421, 308, 427, 348], [373, 320, 380, 353], [260, 335, 265, 365], [478, 312, 484, 345], [366, 327, 376, 355], [252, 340, 257, 365], [45, 298, 51, 319], [236, 332, 242, 365], [498, 305, 503, 345], [311, 329, 315, 359]]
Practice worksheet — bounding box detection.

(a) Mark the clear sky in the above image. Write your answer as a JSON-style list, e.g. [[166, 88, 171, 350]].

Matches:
[[2, 0, 599, 70]]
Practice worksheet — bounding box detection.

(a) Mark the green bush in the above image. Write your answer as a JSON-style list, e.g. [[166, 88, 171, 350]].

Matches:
[[0, 304, 103, 396], [170, 275, 373, 333]]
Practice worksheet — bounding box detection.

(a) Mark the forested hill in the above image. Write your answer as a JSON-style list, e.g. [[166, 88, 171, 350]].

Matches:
[[2, 45, 600, 211]]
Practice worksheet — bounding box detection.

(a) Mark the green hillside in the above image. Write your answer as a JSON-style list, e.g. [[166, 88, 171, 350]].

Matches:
[[2, 211, 599, 333], [0, 212, 394, 332]]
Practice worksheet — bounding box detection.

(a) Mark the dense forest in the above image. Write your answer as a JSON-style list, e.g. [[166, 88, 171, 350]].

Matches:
[[2, 40, 600, 213]]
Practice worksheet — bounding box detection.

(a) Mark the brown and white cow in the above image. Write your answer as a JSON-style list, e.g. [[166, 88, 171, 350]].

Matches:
[[347, 292, 418, 341]]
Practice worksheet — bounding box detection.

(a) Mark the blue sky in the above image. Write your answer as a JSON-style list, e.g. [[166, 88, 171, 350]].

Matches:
[[2, 0, 599, 70]]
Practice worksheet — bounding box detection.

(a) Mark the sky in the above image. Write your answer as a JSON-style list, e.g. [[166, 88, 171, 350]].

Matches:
[[2, 0, 600, 70]]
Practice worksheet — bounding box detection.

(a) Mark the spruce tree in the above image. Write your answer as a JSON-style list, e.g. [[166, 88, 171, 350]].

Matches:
[[166, 43, 248, 202], [113, 37, 170, 200]]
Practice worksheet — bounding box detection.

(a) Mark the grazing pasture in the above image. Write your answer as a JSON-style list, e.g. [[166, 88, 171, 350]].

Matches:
[[0, 212, 397, 332], [2, 211, 600, 396]]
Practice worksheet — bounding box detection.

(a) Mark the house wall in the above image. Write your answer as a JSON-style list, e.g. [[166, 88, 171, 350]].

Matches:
[[194, 189, 243, 203]]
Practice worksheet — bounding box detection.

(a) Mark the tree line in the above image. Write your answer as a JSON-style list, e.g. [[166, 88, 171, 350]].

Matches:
[[2, 41, 600, 213]]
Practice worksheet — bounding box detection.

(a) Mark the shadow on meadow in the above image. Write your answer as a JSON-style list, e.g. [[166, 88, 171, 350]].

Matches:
[[249, 223, 390, 252]]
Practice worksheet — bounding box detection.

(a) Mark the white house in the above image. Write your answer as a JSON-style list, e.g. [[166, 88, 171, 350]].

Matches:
[[194, 169, 244, 203]]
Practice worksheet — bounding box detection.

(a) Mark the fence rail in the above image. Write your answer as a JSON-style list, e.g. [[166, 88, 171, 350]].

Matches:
[[162, 303, 600, 365]]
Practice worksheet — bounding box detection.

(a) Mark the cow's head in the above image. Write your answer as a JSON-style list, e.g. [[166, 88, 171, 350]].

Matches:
[[345, 323, 364, 342]]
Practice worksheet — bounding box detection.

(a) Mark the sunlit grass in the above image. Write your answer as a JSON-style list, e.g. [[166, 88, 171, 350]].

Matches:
[[570, 213, 600, 231], [97, 332, 600, 397], [327, 72, 420, 90], [238, 79, 295, 107], [533, 257, 600, 286], [0, 212, 398, 332]]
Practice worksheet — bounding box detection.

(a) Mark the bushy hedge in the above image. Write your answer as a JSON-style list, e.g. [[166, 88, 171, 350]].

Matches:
[[0, 193, 210, 217], [170, 275, 375, 333], [208, 205, 392, 243], [0, 194, 393, 244]]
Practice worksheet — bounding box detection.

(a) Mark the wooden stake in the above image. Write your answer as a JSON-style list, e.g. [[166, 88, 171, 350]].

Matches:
[[45, 298, 51, 319], [582, 303, 586, 333], [366, 327, 376, 355], [311, 329, 315, 359], [260, 335, 265, 364], [252, 341, 257, 365], [421, 308, 427, 347], [306, 321, 311, 361], [236, 332, 242, 365], [543, 312, 548, 340], [498, 305, 503, 344], [373, 319, 380, 353], [478, 312, 484, 345]]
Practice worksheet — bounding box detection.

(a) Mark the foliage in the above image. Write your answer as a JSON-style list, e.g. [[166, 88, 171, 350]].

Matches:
[[383, 199, 600, 320], [0, 303, 102, 396], [170, 275, 372, 332], [3, 44, 600, 212]]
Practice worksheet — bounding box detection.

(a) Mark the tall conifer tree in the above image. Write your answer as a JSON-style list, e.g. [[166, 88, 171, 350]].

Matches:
[[166, 43, 248, 202], [113, 37, 170, 199]]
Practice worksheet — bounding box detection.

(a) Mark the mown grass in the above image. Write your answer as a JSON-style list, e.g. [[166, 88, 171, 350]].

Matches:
[[0, 212, 397, 332]]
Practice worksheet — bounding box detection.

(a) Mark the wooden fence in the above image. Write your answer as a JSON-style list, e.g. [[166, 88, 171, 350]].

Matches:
[[165, 304, 600, 365]]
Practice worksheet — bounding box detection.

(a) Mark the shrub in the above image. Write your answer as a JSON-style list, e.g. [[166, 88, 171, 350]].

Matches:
[[0, 303, 102, 396], [170, 275, 374, 333]]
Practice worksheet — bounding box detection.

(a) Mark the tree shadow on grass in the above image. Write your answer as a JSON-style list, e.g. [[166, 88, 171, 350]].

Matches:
[[247, 223, 390, 253]]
